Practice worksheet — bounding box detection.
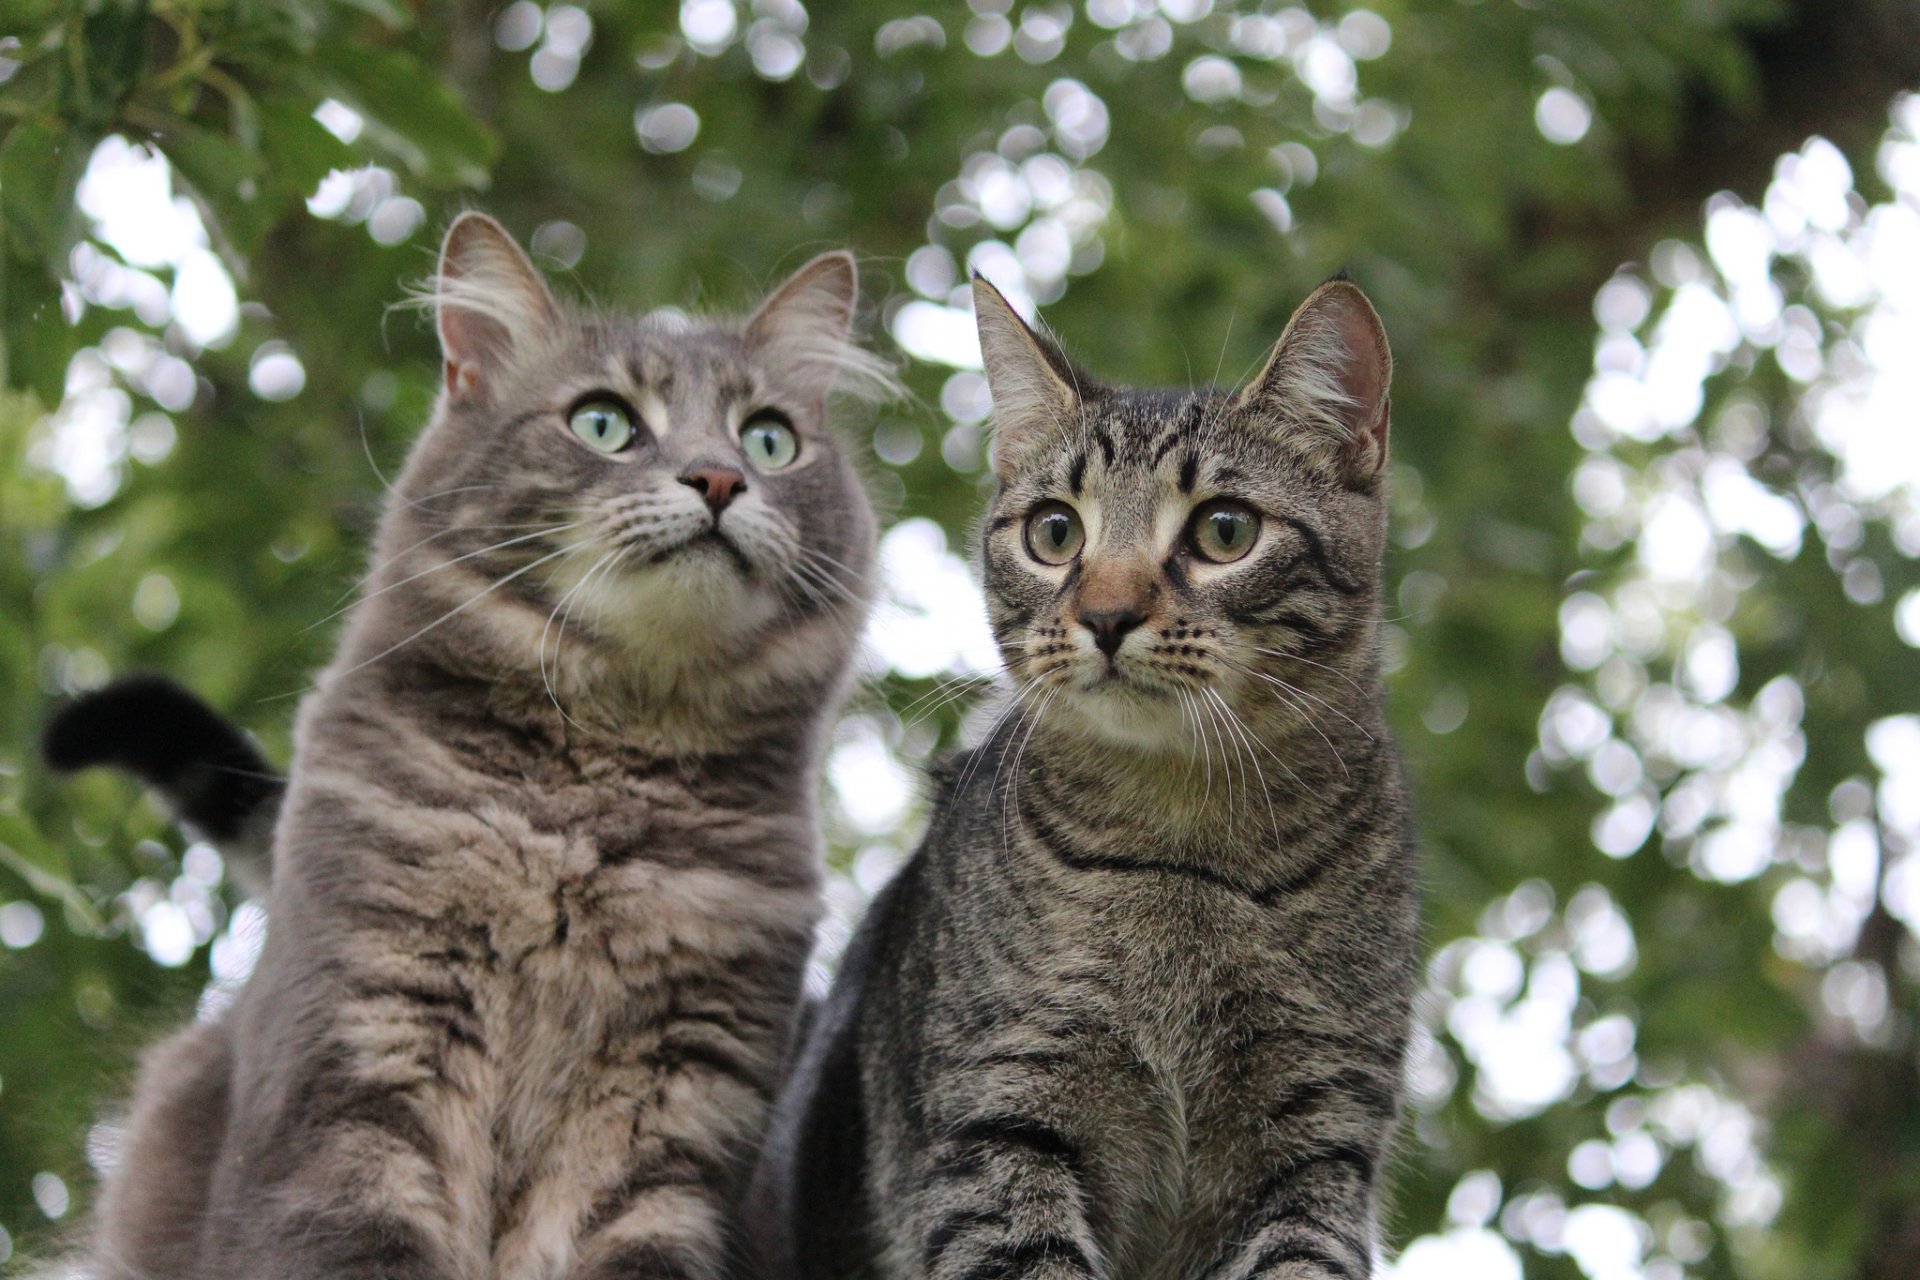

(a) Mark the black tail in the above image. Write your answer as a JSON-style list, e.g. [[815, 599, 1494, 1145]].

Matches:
[[43, 675, 285, 893]]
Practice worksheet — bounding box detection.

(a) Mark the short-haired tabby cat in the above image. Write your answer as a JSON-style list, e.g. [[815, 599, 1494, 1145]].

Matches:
[[749, 276, 1419, 1280], [59, 213, 892, 1280]]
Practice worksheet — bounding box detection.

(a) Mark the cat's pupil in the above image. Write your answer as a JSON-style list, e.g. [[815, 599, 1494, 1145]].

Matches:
[[1213, 514, 1239, 545], [1046, 517, 1067, 546]]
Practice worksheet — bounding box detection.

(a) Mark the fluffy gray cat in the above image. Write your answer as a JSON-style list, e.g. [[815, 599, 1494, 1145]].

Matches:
[[71, 213, 892, 1280], [749, 276, 1419, 1280]]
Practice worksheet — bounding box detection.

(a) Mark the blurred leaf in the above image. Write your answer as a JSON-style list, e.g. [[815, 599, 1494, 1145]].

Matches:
[[1, 118, 89, 268], [308, 43, 495, 187]]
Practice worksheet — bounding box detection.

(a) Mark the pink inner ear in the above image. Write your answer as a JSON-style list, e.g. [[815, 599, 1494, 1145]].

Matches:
[[437, 305, 511, 401], [1323, 296, 1390, 425], [1312, 291, 1391, 477], [443, 357, 482, 398]]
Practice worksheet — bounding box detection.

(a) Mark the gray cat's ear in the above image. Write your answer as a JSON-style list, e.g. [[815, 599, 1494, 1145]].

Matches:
[[972, 275, 1079, 482], [434, 212, 559, 402], [1232, 279, 1392, 484], [747, 251, 899, 409]]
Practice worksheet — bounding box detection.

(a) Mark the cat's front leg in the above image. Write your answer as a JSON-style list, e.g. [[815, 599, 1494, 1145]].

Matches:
[[1206, 1131, 1386, 1280], [901, 1109, 1108, 1280], [570, 1226, 724, 1280], [206, 1018, 487, 1278], [559, 1056, 767, 1280]]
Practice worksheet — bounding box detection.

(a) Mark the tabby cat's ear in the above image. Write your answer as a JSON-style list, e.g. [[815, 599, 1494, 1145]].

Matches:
[[434, 212, 559, 402], [972, 275, 1079, 482], [1232, 279, 1392, 485], [748, 251, 898, 411]]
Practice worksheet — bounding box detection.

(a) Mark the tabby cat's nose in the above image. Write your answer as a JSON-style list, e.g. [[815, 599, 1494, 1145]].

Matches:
[[1079, 607, 1146, 658], [679, 465, 747, 515]]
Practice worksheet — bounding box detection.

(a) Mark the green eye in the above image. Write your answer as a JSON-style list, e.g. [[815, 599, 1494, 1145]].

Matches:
[[569, 399, 635, 453], [741, 411, 800, 471], [1023, 501, 1084, 566], [1190, 500, 1260, 563]]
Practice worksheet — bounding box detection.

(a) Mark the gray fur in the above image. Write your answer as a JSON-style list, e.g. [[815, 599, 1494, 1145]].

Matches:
[[750, 278, 1418, 1280], [89, 214, 887, 1280]]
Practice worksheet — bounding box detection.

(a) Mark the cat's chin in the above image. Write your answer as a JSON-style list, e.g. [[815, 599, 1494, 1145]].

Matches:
[[557, 551, 784, 664], [1053, 680, 1199, 753]]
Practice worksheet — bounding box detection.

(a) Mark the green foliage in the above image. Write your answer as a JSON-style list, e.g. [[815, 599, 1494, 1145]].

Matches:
[[2, 2, 1914, 1277]]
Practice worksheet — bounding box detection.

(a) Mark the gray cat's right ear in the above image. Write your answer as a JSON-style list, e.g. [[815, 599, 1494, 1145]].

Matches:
[[747, 251, 901, 409], [972, 275, 1078, 482], [1231, 279, 1392, 485], [434, 212, 558, 402]]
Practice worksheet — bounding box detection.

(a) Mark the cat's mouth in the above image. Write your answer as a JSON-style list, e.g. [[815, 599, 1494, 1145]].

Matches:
[[645, 528, 755, 575], [1071, 661, 1177, 699]]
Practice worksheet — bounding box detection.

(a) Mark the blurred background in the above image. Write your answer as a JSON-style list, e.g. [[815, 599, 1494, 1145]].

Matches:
[[2, 1, 1918, 1277]]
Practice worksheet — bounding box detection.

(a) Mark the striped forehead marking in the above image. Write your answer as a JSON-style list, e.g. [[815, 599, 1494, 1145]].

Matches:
[[604, 350, 674, 438]]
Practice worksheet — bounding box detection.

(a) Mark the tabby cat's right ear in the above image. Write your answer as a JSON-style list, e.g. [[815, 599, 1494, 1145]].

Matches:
[[972, 275, 1080, 482], [434, 212, 559, 402], [1231, 278, 1392, 486]]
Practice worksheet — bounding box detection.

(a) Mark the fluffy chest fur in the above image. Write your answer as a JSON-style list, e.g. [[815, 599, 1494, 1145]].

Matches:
[[220, 704, 824, 1280]]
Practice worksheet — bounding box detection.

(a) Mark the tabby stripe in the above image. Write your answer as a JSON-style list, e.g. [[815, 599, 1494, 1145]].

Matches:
[[961, 1234, 1096, 1280], [1249, 1143, 1378, 1201], [655, 1034, 764, 1084], [1092, 426, 1116, 465], [964, 1046, 1076, 1071], [1068, 451, 1088, 495], [1262, 795, 1396, 905], [578, 1237, 707, 1280], [1278, 516, 1362, 595], [1178, 451, 1199, 494], [1266, 1072, 1400, 1128], [923, 1206, 1013, 1268], [947, 1115, 1085, 1175], [283, 1069, 437, 1165], [1234, 1236, 1359, 1280], [280, 1213, 442, 1279], [577, 1143, 733, 1239], [1021, 791, 1262, 898], [350, 978, 476, 1019], [1241, 1204, 1370, 1274]]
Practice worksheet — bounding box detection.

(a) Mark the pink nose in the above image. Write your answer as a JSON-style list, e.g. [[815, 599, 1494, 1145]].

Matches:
[[678, 465, 747, 515]]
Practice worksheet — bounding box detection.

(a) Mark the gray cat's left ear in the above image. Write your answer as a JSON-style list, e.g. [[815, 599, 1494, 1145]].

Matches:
[[972, 275, 1080, 483], [1232, 279, 1392, 485], [747, 252, 897, 410]]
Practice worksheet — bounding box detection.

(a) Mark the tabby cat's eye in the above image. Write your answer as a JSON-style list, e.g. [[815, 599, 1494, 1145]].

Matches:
[[569, 399, 635, 453], [1190, 500, 1260, 563], [741, 411, 800, 471], [1024, 501, 1085, 566]]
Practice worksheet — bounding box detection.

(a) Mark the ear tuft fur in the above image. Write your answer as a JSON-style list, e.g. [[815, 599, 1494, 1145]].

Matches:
[[403, 213, 560, 401], [972, 275, 1083, 482], [747, 252, 903, 409], [1233, 279, 1392, 484]]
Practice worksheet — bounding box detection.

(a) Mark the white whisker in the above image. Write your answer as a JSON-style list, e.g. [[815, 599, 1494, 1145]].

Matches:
[[307, 523, 582, 633], [539, 542, 622, 730], [305, 542, 583, 691]]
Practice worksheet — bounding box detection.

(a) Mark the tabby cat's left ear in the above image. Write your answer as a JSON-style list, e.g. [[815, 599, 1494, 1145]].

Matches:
[[1232, 279, 1392, 486], [434, 212, 559, 403], [972, 275, 1080, 483]]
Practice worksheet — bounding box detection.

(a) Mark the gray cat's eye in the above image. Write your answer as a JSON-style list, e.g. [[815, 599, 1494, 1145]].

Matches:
[[569, 399, 635, 453], [1190, 500, 1260, 563], [1024, 501, 1084, 566], [741, 411, 800, 470]]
